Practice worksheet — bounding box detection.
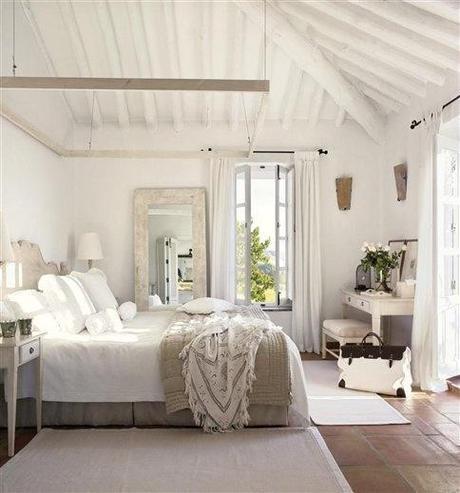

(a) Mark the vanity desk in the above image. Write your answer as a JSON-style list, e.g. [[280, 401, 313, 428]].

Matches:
[[341, 288, 414, 339]]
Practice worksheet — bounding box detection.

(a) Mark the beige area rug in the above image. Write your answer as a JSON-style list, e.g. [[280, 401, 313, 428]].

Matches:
[[304, 360, 410, 425], [0, 428, 351, 493]]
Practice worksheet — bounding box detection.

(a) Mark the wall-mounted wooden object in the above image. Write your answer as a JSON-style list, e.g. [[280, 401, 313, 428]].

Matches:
[[336, 176, 352, 210], [393, 163, 407, 201]]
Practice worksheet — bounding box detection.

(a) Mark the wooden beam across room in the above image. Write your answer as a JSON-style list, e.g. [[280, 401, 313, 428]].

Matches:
[[0, 77, 270, 93]]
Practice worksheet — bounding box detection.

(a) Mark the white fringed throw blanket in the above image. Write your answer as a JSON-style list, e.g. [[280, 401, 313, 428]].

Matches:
[[179, 314, 278, 432]]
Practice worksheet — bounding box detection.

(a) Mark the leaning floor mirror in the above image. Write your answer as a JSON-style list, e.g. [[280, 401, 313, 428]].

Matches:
[[134, 188, 207, 310]]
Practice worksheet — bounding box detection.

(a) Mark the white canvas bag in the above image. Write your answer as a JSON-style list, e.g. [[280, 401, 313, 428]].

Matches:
[[338, 332, 412, 397]]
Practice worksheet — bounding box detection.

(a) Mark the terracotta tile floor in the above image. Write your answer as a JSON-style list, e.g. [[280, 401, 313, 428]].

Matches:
[[0, 353, 458, 492]]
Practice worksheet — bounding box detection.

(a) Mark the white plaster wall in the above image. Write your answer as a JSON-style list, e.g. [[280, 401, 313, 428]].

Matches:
[[381, 75, 460, 345], [1, 118, 73, 265], [71, 120, 383, 330]]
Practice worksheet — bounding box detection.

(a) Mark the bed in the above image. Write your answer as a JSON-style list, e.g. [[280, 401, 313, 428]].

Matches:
[[1, 241, 309, 428]]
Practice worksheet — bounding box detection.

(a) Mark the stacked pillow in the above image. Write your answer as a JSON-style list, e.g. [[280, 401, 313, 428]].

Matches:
[[36, 269, 135, 335]]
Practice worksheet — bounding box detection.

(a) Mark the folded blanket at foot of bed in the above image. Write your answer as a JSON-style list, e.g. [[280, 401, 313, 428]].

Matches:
[[160, 308, 291, 431]]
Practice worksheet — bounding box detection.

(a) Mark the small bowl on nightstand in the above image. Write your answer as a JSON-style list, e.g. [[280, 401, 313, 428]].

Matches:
[[17, 318, 33, 336], [0, 321, 17, 338]]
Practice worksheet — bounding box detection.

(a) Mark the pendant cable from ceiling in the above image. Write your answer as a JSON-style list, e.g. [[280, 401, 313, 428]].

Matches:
[[88, 91, 95, 150], [12, 0, 17, 76]]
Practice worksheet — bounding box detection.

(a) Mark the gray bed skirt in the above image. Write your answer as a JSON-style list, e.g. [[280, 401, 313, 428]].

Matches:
[[0, 399, 305, 428]]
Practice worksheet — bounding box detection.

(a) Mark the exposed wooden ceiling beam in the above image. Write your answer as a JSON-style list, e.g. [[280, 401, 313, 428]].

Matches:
[[229, 8, 246, 131], [94, 1, 130, 127], [307, 1, 459, 73], [127, 1, 158, 131], [403, 0, 460, 24], [0, 77, 270, 92], [356, 83, 402, 114], [335, 107, 346, 127], [59, 0, 102, 127], [349, 0, 459, 50], [234, 0, 384, 142], [20, 0, 76, 122], [281, 1, 445, 86], [334, 58, 411, 105], [315, 34, 427, 99], [162, 1, 185, 132], [201, 2, 213, 129], [281, 64, 303, 130]]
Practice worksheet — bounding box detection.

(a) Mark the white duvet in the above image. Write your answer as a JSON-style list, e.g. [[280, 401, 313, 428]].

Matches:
[[16, 310, 309, 420]]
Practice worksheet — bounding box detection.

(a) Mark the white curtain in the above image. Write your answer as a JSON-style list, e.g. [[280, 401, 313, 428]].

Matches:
[[291, 152, 322, 353], [209, 158, 235, 302], [411, 110, 442, 391]]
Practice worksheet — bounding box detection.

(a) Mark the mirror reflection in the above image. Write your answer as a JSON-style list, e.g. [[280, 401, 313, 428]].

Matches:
[[148, 204, 193, 306]]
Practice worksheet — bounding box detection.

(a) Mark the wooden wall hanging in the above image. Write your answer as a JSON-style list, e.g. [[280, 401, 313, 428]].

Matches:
[[393, 163, 407, 201], [336, 176, 353, 210]]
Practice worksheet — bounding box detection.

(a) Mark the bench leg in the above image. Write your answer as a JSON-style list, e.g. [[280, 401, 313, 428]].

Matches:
[[321, 331, 326, 359]]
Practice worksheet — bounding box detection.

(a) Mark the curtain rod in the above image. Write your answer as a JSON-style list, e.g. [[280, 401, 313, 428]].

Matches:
[[410, 94, 460, 129], [253, 149, 328, 155]]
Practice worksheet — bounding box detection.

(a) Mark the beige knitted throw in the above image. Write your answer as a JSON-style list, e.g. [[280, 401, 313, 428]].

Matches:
[[160, 309, 291, 432]]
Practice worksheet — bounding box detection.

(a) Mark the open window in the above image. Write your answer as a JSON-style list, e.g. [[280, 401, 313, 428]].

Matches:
[[235, 161, 294, 308]]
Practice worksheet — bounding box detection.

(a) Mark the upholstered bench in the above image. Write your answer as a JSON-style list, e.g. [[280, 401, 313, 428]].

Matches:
[[322, 319, 371, 359]]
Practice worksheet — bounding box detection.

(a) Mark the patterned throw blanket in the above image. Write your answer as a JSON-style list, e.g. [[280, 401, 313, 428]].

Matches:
[[160, 308, 291, 432]]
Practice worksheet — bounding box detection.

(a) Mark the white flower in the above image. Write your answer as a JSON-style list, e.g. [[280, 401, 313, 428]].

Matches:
[[369, 245, 376, 252], [384, 245, 390, 252], [363, 241, 369, 248], [401, 244, 407, 251], [376, 242, 382, 248], [361, 246, 366, 252]]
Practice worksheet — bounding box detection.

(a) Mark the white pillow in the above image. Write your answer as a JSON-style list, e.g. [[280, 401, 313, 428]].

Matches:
[[177, 297, 235, 315], [6, 289, 61, 333], [85, 308, 123, 335], [71, 269, 118, 312], [118, 301, 137, 321], [38, 275, 96, 334]]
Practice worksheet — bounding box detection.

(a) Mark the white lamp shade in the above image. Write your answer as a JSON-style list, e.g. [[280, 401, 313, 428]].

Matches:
[[0, 211, 14, 263], [77, 233, 104, 261]]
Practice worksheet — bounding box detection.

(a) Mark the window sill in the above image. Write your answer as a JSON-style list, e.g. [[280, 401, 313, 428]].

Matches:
[[261, 306, 292, 312]]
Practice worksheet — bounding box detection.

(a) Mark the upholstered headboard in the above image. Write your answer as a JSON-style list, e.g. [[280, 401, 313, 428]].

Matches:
[[0, 240, 67, 297]]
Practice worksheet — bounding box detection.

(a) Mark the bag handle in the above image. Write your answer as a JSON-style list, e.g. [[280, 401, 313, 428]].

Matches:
[[360, 331, 384, 349]]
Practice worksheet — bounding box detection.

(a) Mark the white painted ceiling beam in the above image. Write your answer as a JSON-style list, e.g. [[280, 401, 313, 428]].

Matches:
[[127, 2, 158, 131], [20, 1, 76, 122], [308, 85, 324, 129], [201, 2, 213, 129], [334, 59, 411, 105], [162, 1, 185, 132], [349, 0, 459, 50], [59, 0, 103, 127], [281, 63, 303, 130], [307, 1, 459, 72], [229, 9, 245, 131], [335, 107, 346, 127], [315, 34, 427, 99], [234, 0, 384, 143], [360, 86, 402, 114], [94, 1, 129, 128], [281, 2, 445, 86], [403, 0, 460, 24]]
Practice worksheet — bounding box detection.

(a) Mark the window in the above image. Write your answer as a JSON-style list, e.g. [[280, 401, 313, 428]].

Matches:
[[235, 161, 294, 308], [437, 135, 460, 379]]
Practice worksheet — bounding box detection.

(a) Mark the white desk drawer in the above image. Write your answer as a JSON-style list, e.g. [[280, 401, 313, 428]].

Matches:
[[343, 294, 370, 312], [19, 340, 39, 365]]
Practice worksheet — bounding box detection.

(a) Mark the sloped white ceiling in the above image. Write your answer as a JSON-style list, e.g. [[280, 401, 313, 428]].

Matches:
[[0, 0, 459, 145]]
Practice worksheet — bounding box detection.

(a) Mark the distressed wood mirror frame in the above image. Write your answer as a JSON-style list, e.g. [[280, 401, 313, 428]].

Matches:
[[134, 188, 207, 310]]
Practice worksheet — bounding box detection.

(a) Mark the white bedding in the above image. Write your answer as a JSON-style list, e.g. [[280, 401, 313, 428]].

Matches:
[[16, 310, 309, 420]]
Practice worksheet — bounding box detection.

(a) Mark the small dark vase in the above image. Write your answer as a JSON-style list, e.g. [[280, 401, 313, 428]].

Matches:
[[18, 318, 33, 336], [1, 321, 17, 338]]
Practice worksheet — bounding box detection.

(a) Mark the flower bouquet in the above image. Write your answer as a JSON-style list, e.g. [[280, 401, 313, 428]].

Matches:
[[360, 242, 406, 292]]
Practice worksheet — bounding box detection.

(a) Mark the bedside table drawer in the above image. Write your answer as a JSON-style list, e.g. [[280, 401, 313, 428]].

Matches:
[[19, 340, 40, 365], [354, 299, 370, 312]]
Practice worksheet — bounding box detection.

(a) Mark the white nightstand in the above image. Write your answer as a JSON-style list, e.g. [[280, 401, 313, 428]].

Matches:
[[0, 329, 46, 456]]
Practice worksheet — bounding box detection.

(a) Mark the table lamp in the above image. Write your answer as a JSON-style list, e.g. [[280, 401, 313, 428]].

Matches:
[[77, 232, 103, 269], [0, 211, 14, 266]]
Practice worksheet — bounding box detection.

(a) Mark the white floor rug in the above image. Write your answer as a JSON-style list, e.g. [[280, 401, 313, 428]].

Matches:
[[304, 360, 410, 425], [0, 428, 351, 493]]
